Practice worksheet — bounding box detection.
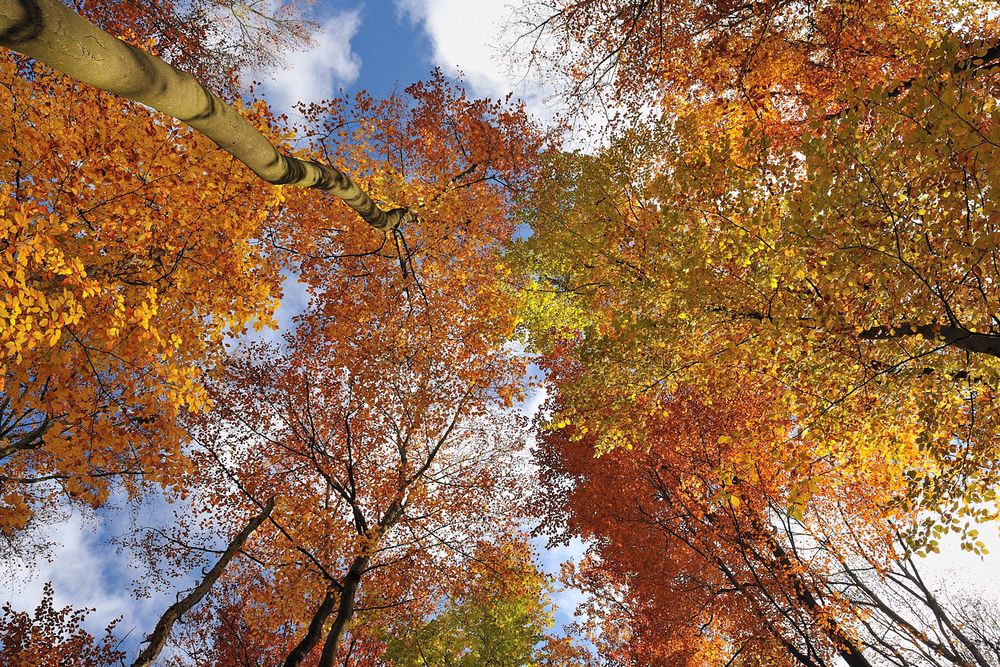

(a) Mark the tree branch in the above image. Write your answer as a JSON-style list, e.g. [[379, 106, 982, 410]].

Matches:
[[859, 323, 1000, 359], [132, 497, 275, 667], [0, 0, 414, 231]]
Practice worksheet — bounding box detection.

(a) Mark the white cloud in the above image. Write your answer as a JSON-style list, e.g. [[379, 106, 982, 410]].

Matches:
[[919, 520, 1000, 603], [1, 496, 189, 657], [395, 0, 561, 122], [395, 0, 612, 147], [260, 9, 363, 117], [395, 0, 513, 94]]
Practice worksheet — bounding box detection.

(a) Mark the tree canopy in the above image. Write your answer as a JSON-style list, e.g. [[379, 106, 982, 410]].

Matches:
[[1, 0, 999, 665]]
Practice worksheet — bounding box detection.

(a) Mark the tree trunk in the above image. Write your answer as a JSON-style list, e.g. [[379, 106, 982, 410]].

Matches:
[[283, 590, 339, 667], [860, 323, 1000, 359], [132, 497, 275, 667], [0, 0, 413, 231], [317, 556, 368, 667], [760, 530, 874, 667], [282, 555, 368, 667]]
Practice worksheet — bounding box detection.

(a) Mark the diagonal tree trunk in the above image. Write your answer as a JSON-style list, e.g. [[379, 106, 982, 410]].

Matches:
[[0, 0, 413, 232], [132, 497, 275, 667], [859, 323, 1000, 359]]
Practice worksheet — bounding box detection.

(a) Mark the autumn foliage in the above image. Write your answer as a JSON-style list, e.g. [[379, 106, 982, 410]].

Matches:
[[518, 0, 1000, 542], [2, 0, 1000, 665], [0, 583, 123, 666], [0, 53, 286, 536], [518, 0, 1000, 664]]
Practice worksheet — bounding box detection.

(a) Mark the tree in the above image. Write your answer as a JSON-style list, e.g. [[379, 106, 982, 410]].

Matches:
[[0, 48, 285, 538], [132, 498, 275, 667], [0, 1, 402, 539], [0, 582, 125, 666], [519, 0, 998, 130], [939, 595, 1000, 665], [514, 1, 1000, 535], [515, 8, 1000, 657], [0, 1, 558, 663], [133, 86, 541, 655], [535, 370, 1000, 667], [160, 326, 529, 665], [0, 0, 541, 548]]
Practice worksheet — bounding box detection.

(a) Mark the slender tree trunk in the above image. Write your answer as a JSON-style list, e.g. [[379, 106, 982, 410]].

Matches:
[[859, 323, 1000, 359], [0, 0, 413, 231], [317, 556, 368, 667], [712, 557, 824, 667], [283, 590, 339, 667], [839, 564, 974, 665], [282, 555, 368, 667], [132, 497, 275, 667], [758, 529, 874, 667], [902, 557, 991, 667]]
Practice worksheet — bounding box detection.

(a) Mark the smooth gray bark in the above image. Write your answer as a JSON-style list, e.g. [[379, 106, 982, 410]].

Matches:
[[0, 0, 413, 231]]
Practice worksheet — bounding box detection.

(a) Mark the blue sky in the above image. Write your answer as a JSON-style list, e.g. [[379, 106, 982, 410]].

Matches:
[[256, 0, 557, 121], [343, 2, 434, 98]]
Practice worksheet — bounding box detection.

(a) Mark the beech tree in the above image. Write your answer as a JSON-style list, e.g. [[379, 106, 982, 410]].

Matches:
[[156, 308, 531, 663], [515, 0, 1000, 544], [117, 67, 539, 659], [0, 6, 553, 665], [535, 371, 998, 667], [381, 540, 591, 667], [0, 0, 540, 546], [4, 0, 1000, 662], [0, 0, 551, 663], [0, 0, 334, 543], [133, 498, 275, 667], [0, 48, 285, 538], [382, 540, 564, 667]]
